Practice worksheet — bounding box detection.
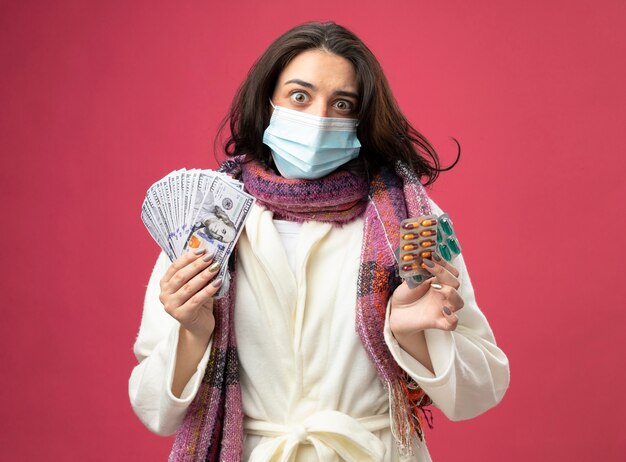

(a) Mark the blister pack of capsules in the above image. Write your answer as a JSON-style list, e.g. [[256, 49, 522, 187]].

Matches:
[[397, 213, 462, 288]]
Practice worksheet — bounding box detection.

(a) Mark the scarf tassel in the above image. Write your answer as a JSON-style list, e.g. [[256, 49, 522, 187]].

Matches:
[[388, 374, 434, 458]]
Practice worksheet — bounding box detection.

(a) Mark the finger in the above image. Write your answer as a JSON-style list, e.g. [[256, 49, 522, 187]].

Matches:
[[392, 277, 436, 307], [431, 253, 460, 278], [439, 305, 459, 331], [170, 260, 222, 306], [161, 248, 206, 284], [422, 259, 459, 289], [430, 283, 464, 311], [178, 276, 224, 314], [164, 250, 217, 294]]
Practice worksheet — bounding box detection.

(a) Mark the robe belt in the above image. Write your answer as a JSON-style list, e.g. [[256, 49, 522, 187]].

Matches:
[[244, 410, 389, 462]]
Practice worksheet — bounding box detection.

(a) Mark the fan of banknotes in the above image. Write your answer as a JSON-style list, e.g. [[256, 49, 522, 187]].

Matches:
[[141, 168, 255, 296]]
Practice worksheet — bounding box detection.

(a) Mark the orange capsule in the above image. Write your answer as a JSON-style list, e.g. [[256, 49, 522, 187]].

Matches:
[[402, 243, 417, 251], [420, 229, 437, 237], [402, 254, 416, 261], [420, 251, 432, 258], [402, 222, 418, 230], [421, 218, 437, 227], [420, 240, 435, 248], [402, 264, 419, 271], [402, 233, 416, 240]]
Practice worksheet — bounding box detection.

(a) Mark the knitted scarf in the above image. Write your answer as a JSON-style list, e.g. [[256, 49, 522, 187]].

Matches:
[[170, 158, 432, 461], [238, 160, 369, 225]]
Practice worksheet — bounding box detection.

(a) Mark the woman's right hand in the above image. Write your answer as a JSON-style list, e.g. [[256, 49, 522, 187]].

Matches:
[[158, 248, 223, 340]]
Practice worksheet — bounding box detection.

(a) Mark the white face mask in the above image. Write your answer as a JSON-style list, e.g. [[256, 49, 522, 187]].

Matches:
[[262, 104, 361, 180]]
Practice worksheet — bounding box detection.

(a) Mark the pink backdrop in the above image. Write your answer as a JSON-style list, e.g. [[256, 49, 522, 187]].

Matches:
[[2, 0, 624, 460]]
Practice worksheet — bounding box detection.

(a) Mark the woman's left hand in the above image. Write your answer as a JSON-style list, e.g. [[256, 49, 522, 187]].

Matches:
[[389, 256, 465, 337]]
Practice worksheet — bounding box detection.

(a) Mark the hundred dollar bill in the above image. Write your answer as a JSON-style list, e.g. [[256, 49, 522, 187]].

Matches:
[[141, 168, 255, 297], [185, 174, 255, 297]]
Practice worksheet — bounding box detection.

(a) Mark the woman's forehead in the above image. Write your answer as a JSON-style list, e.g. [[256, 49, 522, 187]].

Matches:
[[276, 49, 357, 93]]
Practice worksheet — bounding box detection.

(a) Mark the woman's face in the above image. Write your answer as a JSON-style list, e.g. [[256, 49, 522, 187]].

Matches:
[[271, 49, 359, 119]]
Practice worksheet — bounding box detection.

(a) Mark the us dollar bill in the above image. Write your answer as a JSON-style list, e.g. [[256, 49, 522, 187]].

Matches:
[[141, 169, 255, 297]]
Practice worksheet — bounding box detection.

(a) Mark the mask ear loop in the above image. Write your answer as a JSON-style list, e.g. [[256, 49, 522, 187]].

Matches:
[[269, 99, 276, 109]]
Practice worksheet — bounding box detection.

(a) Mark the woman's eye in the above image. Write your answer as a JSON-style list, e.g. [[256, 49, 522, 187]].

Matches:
[[333, 100, 354, 112], [290, 92, 308, 104]]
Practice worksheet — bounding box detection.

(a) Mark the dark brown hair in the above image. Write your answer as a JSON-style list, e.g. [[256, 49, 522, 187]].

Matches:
[[216, 21, 458, 185]]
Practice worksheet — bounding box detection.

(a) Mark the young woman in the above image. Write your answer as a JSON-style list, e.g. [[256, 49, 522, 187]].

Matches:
[[129, 22, 509, 461]]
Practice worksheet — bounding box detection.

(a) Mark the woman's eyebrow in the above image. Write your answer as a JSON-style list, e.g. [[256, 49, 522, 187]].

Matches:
[[333, 90, 359, 100], [284, 79, 359, 100], [284, 79, 316, 90]]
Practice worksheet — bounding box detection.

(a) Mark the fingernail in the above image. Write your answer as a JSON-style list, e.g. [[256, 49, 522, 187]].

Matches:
[[194, 248, 206, 255], [423, 259, 435, 268], [432, 253, 442, 262], [202, 252, 216, 262], [431, 282, 443, 290], [208, 261, 220, 272], [211, 277, 223, 287], [442, 306, 453, 316]]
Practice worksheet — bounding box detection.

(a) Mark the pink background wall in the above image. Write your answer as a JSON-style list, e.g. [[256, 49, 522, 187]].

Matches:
[[2, 0, 624, 460]]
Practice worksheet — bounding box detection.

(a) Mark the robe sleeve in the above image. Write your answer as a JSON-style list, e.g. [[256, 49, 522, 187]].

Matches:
[[128, 252, 212, 435], [383, 201, 510, 421]]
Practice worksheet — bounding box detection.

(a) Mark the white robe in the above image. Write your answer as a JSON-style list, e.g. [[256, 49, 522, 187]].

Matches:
[[129, 200, 510, 461]]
